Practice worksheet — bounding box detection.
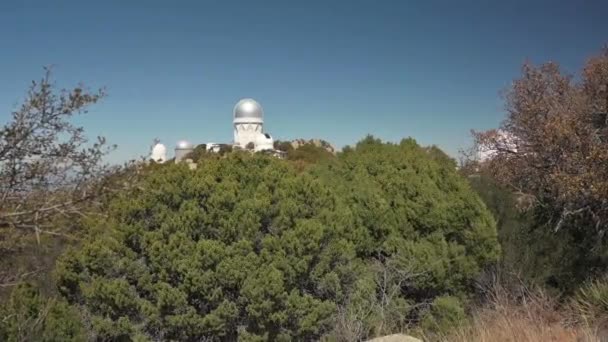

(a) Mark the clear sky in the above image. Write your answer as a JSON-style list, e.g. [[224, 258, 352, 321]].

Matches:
[[0, 0, 606, 162]]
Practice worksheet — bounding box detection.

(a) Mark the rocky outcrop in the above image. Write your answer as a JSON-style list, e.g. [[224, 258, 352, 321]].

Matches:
[[366, 334, 423, 342], [289, 138, 336, 154]]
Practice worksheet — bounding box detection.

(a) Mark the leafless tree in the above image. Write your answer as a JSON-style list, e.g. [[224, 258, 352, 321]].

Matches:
[[0, 68, 115, 257]]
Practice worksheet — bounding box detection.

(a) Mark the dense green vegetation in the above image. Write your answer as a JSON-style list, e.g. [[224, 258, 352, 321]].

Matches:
[[286, 143, 334, 165], [466, 175, 533, 278], [466, 173, 590, 293], [48, 138, 498, 341], [0, 283, 85, 342]]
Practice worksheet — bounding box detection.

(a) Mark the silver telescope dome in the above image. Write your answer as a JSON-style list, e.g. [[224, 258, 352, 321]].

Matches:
[[234, 98, 263, 119], [176, 140, 193, 149]]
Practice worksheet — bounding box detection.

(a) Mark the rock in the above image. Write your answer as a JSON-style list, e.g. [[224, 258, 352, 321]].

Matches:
[[366, 334, 423, 342], [289, 138, 336, 154]]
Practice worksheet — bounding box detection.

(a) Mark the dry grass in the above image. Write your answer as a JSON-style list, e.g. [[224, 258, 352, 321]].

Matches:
[[434, 282, 607, 342]]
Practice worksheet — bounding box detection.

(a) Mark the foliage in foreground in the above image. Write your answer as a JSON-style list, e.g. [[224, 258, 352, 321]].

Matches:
[[465, 174, 538, 284], [0, 68, 134, 305], [317, 137, 499, 339], [57, 153, 360, 341], [435, 280, 607, 342], [471, 47, 608, 291], [0, 283, 85, 342], [573, 275, 608, 324], [55, 138, 499, 341], [0, 69, 111, 252]]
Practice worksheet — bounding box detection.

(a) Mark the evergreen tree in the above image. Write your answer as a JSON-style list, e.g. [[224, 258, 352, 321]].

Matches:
[[57, 154, 360, 341], [315, 136, 499, 336], [56, 138, 499, 340]]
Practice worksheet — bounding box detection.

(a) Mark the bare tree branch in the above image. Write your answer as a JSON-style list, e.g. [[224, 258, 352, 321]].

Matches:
[[465, 48, 608, 237], [0, 68, 118, 250]]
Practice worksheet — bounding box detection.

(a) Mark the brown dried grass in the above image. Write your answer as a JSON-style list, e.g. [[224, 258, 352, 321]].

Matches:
[[434, 281, 606, 342]]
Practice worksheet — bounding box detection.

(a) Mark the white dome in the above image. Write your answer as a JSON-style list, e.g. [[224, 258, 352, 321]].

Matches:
[[150, 143, 167, 163], [234, 98, 263, 119], [176, 140, 193, 149]]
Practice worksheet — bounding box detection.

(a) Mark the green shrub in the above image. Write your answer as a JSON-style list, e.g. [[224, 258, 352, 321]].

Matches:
[[0, 283, 85, 342], [56, 137, 499, 340], [57, 154, 360, 341], [573, 275, 608, 323], [286, 143, 334, 164], [421, 296, 467, 334]]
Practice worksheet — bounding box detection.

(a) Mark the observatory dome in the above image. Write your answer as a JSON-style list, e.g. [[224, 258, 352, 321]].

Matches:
[[176, 140, 193, 149], [234, 98, 263, 119], [150, 143, 167, 163]]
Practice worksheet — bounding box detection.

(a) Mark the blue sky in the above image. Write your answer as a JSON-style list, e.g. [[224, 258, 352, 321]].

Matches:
[[0, 0, 606, 162]]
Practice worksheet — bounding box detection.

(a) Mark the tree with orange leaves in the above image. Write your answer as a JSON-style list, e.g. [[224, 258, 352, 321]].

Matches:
[[471, 47, 608, 288]]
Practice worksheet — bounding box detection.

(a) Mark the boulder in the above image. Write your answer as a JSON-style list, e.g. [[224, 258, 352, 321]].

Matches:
[[366, 334, 423, 342]]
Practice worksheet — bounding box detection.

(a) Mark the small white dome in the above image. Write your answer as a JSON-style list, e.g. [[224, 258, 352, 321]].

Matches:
[[234, 98, 264, 119], [150, 143, 167, 163], [176, 140, 193, 149]]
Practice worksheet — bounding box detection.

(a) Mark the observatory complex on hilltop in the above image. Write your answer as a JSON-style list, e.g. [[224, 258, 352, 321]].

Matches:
[[150, 98, 283, 164]]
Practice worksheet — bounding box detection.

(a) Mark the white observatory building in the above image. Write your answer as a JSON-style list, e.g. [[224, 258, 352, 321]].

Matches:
[[150, 142, 167, 163], [174, 140, 194, 162], [233, 98, 274, 152], [151, 98, 280, 164]]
